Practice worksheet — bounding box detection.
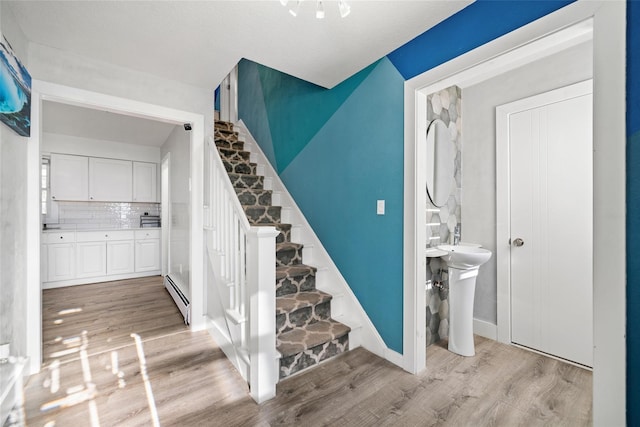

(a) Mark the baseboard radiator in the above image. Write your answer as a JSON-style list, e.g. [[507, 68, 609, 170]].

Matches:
[[164, 275, 190, 324]]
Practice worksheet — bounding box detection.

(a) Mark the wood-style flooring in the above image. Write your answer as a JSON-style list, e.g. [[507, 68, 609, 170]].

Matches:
[[21, 277, 592, 426]]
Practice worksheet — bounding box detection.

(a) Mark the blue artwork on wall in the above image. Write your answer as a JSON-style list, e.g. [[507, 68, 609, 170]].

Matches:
[[0, 35, 31, 137]]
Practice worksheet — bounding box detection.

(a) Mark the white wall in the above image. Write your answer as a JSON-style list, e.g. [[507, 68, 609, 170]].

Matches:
[[28, 43, 214, 134], [462, 40, 593, 323], [42, 132, 161, 163], [0, 2, 29, 357], [161, 126, 191, 298]]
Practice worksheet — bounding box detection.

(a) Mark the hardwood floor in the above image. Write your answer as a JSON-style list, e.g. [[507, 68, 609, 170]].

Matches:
[[21, 277, 592, 426]]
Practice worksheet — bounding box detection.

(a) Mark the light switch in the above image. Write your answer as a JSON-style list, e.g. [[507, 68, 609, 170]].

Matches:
[[377, 200, 385, 215]]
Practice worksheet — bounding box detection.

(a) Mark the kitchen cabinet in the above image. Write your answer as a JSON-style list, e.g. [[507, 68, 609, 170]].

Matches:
[[42, 229, 160, 288], [50, 154, 89, 201], [75, 241, 107, 279], [46, 232, 76, 282], [107, 240, 135, 275], [135, 229, 161, 272], [89, 157, 133, 202], [133, 162, 158, 202]]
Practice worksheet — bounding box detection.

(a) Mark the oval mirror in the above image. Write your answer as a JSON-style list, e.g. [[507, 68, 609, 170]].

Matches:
[[425, 119, 455, 207]]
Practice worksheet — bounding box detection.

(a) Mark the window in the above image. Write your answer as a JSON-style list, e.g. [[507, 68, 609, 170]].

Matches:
[[41, 157, 49, 215]]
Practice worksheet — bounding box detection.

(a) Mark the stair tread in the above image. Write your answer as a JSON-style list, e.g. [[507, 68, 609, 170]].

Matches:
[[277, 242, 303, 251], [276, 290, 332, 315], [224, 158, 256, 166], [228, 172, 260, 178], [277, 319, 351, 357], [276, 264, 316, 280]]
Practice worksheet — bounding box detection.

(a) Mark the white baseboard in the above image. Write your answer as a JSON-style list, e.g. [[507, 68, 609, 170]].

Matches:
[[473, 318, 497, 340], [384, 347, 404, 368]]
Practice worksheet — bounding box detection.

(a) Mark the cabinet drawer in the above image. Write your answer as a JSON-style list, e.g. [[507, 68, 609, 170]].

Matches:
[[135, 229, 160, 240], [76, 230, 135, 242], [107, 230, 135, 241], [45, 232, 76, 244]]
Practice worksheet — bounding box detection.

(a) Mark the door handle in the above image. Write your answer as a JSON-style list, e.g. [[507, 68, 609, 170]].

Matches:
[[513, 238, 525, 247]]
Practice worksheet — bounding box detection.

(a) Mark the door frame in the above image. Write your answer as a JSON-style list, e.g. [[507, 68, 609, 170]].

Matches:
[[27, 80, 206, 374], [403, 1, 625, 422], [496, 79, 593, 346], [161, 152, 171, 277]]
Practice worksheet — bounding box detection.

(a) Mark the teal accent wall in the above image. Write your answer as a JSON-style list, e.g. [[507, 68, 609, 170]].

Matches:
[[239, 58, 405, 352], [280, 58, 405, 351]]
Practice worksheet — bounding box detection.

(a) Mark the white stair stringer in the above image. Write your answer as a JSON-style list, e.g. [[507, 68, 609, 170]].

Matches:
[[236, 120, 388, 361]]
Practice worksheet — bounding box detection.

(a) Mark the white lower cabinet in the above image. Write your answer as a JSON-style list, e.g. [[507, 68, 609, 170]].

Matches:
[[135, 229, 161, 272], [107, 240, 135, 275], [42, 228, 161, 288], [47, 243, 75, 282], [76, 241, 107, 278]]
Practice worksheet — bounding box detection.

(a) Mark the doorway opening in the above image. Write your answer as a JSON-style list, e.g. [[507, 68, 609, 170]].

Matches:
[[26, 81, 205, 374]]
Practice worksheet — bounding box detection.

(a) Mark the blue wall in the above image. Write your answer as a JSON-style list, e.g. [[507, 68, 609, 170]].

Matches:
[[627, 0, 639, 424], [239, 58, 405, 351], [238, 1, 611, 355]]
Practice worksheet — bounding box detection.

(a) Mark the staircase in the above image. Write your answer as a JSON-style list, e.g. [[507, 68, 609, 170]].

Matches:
[[214, 120, 351, 379]]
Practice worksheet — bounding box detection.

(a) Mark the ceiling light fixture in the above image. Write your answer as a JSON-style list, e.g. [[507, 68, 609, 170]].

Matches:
[[283, 0, 350, 19]]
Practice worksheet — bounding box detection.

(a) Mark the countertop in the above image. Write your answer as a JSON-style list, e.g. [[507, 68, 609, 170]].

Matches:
[[42, 226, 161, 233]]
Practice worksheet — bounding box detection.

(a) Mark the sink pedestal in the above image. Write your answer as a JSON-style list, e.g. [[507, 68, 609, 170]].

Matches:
[[436, 244, 492, 357], [448, 267, 480, 357]]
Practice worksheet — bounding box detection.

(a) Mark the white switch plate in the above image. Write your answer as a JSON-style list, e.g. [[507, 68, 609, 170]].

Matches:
[[377, 200, 385, 215]]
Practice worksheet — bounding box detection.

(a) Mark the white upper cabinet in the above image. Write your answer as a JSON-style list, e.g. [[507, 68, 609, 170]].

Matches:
[[89, 157, 133, 202], [133, 162, 158, 202], [50, 154, 89, 201]]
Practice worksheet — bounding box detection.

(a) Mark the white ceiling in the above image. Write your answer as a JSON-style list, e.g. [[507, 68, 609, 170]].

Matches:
[[43, 101, 177, 147], [9, 1, 472, 145], [7, 0, 471, 90]]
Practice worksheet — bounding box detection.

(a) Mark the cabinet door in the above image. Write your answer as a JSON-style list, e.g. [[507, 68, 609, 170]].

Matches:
[[50, 154, 89, 201], [47, 243, 75, 282], [107, 240, 135, 275], [89, 158, 133, 202], [135, 239, 160, 272], [76, 241, 106, 278], [133, 162, 158, 202]]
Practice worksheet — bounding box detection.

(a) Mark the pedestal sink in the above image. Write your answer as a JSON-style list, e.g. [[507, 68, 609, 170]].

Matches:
[[437, 244, 492, 356]]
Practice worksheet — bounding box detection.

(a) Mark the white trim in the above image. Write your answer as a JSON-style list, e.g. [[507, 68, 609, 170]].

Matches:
[[496, 79, 593, 345], [402, 1, 625, 422], [384, 347, 404, 368], [28, 80, 206, 374], [42, 271, 162, 289], [161, 152, 171, 277], [473, 318, 497, 341]]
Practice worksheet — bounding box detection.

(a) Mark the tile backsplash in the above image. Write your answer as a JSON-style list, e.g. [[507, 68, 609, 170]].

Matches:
[[49, 201, 160, 229], [425, 85, 462, 347]]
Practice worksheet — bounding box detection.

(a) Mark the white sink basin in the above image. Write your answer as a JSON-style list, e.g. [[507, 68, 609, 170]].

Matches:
[[437, 244, 492, 270]]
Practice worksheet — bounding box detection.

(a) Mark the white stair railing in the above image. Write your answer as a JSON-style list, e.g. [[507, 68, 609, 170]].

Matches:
[[203, 135, 279, 403]]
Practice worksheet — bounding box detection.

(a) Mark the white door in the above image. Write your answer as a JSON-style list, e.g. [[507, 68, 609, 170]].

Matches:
[[47, 243, 75, 282], [508, 82, 593, 367], [107, 240, 135, 275], [50, 154, 88, 201], [133, 162, 158, 202], [76, 241, 106, 278], [135, 239, 160, 272], [89, 157, 133, 202]]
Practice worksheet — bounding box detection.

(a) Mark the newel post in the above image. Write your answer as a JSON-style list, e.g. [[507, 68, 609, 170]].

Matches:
[[246, 226, 279, 403]]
